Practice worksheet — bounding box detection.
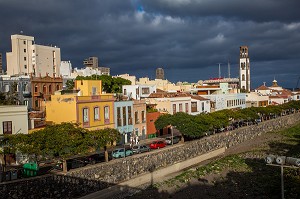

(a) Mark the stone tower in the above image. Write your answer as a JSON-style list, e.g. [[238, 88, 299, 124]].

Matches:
[[156, 68, 164, 80], [239, 46, 250, 92]]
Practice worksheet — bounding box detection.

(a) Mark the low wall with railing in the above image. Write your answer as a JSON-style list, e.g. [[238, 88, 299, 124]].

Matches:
[[1, 112, 300, 198]]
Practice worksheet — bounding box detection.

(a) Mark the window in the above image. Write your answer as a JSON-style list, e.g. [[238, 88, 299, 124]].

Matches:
[[34, 85, 38, 93], [136, 88, 139, 95], [92, 87, 97, 95], [3, 121, 12, 134], [185, 103, 189, 113], [49, 85, 52, 93], [191, 102, 197, 112], [104, 106, 110, 121], [141, 111, 145, 122], [128, 106, 132, 125], [35, 100, 38, 108], [173, 104, 176, 114], [179, 104, 183, 112], [24, 57, 26, 61], [24, 65, 27, 69], [242, 74, 245, 81], [33, 49, 35, 53], [83, 108, 89, 123], [94, 107, 99, 120], [23, 41, 26, 45], [142, 87, 150, 94], [122, 106, 127, 126], [135, 111, 139, 124], [124, 89, 127, 95], [24, 49, 26, 53], [4, 84, 9, 92], [43, 85, 47, 93], [56, 85, 60, 91], [202, 102, 205, 111], [117, 107, 122, 126]]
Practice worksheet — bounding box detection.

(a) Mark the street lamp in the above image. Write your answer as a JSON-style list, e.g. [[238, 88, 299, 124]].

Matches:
[[265, 155, 300, 199]]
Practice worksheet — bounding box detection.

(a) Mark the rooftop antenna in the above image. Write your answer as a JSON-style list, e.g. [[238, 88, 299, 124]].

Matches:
[[217, 63, 222, 78], [228, 60, 231, 78]]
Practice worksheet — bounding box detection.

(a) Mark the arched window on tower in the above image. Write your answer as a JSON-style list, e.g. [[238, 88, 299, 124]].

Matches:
[[241, 63, 245, 70], [242, 74, 245, 81]]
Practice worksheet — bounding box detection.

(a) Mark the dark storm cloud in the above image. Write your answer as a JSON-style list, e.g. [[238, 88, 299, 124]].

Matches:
[[141, 0, 300, 22], [0, 0, 299, 88]]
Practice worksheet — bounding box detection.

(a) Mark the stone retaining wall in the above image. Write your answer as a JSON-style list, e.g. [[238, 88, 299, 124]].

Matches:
[[1, 113, 300, 198]]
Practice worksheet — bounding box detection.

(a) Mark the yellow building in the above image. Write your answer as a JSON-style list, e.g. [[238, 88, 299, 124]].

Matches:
[[46, 80, 115, 130]]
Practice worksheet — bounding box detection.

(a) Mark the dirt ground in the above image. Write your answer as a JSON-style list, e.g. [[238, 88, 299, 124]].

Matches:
[[121, 132, 286, 199]]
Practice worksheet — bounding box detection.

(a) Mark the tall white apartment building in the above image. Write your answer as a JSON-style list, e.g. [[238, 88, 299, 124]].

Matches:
[[6, 34, 61, 77]]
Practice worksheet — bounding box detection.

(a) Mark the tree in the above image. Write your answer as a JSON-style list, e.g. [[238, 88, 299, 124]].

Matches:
[[65, 79, 75, 90], [75, 75, 131, 93]]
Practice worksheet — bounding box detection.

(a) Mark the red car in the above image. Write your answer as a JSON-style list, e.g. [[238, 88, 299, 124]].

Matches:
[[149, 140, 166, 149]]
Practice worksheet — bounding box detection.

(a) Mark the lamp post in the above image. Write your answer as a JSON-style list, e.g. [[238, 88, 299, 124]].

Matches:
[[170, 125, 173, 145], [265, 155, 300, 199]]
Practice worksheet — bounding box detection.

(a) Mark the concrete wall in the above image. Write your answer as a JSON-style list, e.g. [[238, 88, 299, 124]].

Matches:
[[1, 112, 300, 198]]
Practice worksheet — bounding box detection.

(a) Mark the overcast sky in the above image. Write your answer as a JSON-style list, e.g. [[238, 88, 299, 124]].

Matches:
[[1, 0, 300, 89]]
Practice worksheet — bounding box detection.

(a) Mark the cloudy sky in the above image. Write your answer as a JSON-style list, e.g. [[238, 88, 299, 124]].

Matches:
[[0, 0, 300, 89]]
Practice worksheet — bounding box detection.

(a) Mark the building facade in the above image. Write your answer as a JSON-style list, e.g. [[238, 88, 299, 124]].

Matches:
[[146, 111, 160, 138], [30, 75, 63, 111], [83, 57, 98, 68], [60, 61, 72, 77], [0, 75, 31, 108], [123, 85, 156, 100], [239, 46, 251, 92], [114, 100, 134, 144], [6, 34, 61, 77], [133, 100, 147, 140], [46, 80, 115, 130], [0, 105, 28, 135]]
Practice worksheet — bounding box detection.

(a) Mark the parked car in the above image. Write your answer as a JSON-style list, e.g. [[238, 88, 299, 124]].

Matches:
[[132, 144, 151, 154], [112, 148, 133, 159], [149, 140, 166, 149], [165, 136, 180, 145]]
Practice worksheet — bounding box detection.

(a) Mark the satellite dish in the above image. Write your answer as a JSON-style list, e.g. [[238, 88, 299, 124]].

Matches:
[[20, 30, 23, 34]]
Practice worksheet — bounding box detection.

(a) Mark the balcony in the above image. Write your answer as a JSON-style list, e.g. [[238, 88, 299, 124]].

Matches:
[[33, 92, 43, 97], [23, 91, 32, 98]]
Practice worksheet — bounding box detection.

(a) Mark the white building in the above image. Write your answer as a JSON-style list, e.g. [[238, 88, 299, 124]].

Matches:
[[190, 96, 211, 115], [60, 61, 72, 77], [123, 85, 156, 100], [202, 93, 246, 112], [71, 67, 106, 78], [245, 92, 269, 108], [6, 34, 61, 77], [0, 106, 28, 135]]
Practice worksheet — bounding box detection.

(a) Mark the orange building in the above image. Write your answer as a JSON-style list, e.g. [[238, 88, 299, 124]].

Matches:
[[146, 112, 160, 138]]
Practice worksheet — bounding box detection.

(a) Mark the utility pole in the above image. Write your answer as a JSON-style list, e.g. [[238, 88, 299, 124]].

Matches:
[[217, 63, 222, 78], [228, 60, 231, 78]]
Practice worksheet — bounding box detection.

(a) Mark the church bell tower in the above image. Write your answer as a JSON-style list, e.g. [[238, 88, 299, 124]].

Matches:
[[239, 46, 251, 92]]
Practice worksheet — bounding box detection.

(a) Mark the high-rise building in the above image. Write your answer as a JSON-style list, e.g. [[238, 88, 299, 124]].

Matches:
[[0, 53, 2, 74], [6, 34, 61, 77], [99, 67, 110, 75], [156, 68, 164, 80], [239, 46, 251, 92], [83, 57, 98, 68]]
